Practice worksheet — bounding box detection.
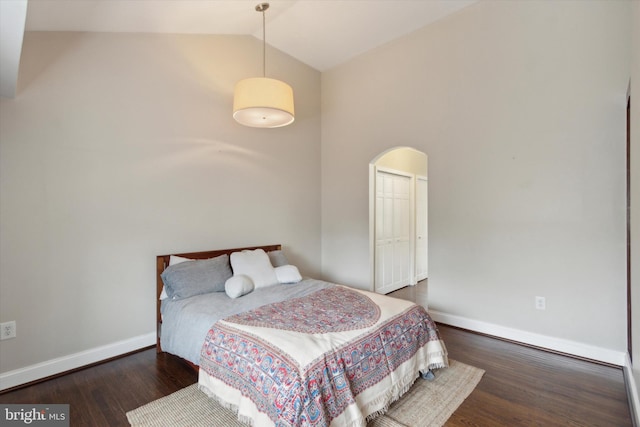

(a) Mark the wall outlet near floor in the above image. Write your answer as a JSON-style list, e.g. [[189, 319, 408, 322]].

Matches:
[[0, 321, 16, 340], [535, 296, 546, 311]]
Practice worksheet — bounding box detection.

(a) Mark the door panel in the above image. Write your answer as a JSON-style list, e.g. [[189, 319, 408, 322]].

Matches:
[[375, 170, 412, 294], [416, 177, 428, 281]]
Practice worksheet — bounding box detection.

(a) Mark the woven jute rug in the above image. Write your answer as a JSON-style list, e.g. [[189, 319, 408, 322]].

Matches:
[[127, 359, 484, 427]]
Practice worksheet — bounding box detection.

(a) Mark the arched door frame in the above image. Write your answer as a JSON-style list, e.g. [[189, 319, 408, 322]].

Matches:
[[369, 146, 428, 293]]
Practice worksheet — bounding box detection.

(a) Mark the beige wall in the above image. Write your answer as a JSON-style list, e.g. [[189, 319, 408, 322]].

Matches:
[[631, 0, 640, 407], [0, 32, 321, 373], [0, 0, 635, 390], [321, 0, 631, 353]]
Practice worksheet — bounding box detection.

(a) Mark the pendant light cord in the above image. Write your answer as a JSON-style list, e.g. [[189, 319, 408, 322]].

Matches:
[[262, 8, 266, 77], [256, 3, 269, 77]]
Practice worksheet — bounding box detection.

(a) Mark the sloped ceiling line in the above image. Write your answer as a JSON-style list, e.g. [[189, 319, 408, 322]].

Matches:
[[0, 0, 477, 99]]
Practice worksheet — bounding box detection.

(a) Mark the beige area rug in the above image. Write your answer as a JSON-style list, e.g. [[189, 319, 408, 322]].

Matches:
[[127, 359, 484, 427]]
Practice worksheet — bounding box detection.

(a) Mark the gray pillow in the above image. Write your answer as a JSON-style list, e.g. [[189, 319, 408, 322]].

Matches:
[[161, 254, 232, 300], [268, 250, 289, 267]]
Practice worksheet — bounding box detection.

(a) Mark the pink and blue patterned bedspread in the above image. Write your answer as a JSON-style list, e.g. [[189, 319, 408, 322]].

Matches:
[[199, 285, 445, 427]]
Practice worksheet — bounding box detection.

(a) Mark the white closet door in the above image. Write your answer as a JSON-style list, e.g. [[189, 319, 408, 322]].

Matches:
[[375, 172, 393, 291], [415, 176, 428, 281], [375, 169, 412, 294]]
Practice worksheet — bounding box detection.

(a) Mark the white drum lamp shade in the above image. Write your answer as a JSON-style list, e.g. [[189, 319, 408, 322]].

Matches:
[[233, 77, 294, 128]]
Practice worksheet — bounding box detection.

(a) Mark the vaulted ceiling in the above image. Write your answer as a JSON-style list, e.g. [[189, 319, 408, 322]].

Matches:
[[0, 0, 477, 98]]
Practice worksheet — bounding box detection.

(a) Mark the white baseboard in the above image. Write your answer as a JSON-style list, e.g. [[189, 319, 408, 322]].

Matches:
[[430, 310, 627, 366], [0, 332, 156, 391], [624, 354, 640, 427]]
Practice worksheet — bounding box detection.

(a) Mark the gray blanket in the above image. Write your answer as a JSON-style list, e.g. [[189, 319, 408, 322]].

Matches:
[[160, 278, 332, 364]]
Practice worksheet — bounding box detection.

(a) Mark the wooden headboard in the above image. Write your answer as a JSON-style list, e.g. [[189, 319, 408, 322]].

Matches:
[[156, 244, 281, 353]]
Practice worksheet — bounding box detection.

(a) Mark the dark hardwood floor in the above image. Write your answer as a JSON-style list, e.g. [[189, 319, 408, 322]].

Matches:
[[0, 349, 197, 426], [441, 325, 632, 426], [0, 284, 633, 426]]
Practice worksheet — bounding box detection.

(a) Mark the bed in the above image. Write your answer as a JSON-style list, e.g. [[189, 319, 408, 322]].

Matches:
[[157, 244, 447, 427]]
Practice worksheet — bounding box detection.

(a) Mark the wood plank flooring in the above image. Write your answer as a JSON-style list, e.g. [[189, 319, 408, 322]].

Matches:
[[388, 282, 633, 427], [440, 326, 632, 426], [0, 350, 197, 426], [0, 283, 633, 426]]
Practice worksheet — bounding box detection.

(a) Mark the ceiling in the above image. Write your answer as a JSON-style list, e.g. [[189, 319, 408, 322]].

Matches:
[[1, 0, 477, 97]]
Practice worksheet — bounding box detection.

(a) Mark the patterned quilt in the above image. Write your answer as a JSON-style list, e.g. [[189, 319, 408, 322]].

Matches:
[[198, 284, 447, 427]]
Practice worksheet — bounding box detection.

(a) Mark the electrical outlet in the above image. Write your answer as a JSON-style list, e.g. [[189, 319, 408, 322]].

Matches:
[[0, 321, 16, 340], [535, 296, 546, 311]]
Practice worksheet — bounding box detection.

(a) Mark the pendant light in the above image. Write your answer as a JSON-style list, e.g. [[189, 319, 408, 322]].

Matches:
[[233, 3, 295, 128]]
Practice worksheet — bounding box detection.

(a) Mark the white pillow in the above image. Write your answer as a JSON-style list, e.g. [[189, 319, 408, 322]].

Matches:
[[159, 255, 193, 300], [230, 249, 279, 289], [275, 265, 302, 284], [170, 255, 192, 265], [225, 275, 255, 299]]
